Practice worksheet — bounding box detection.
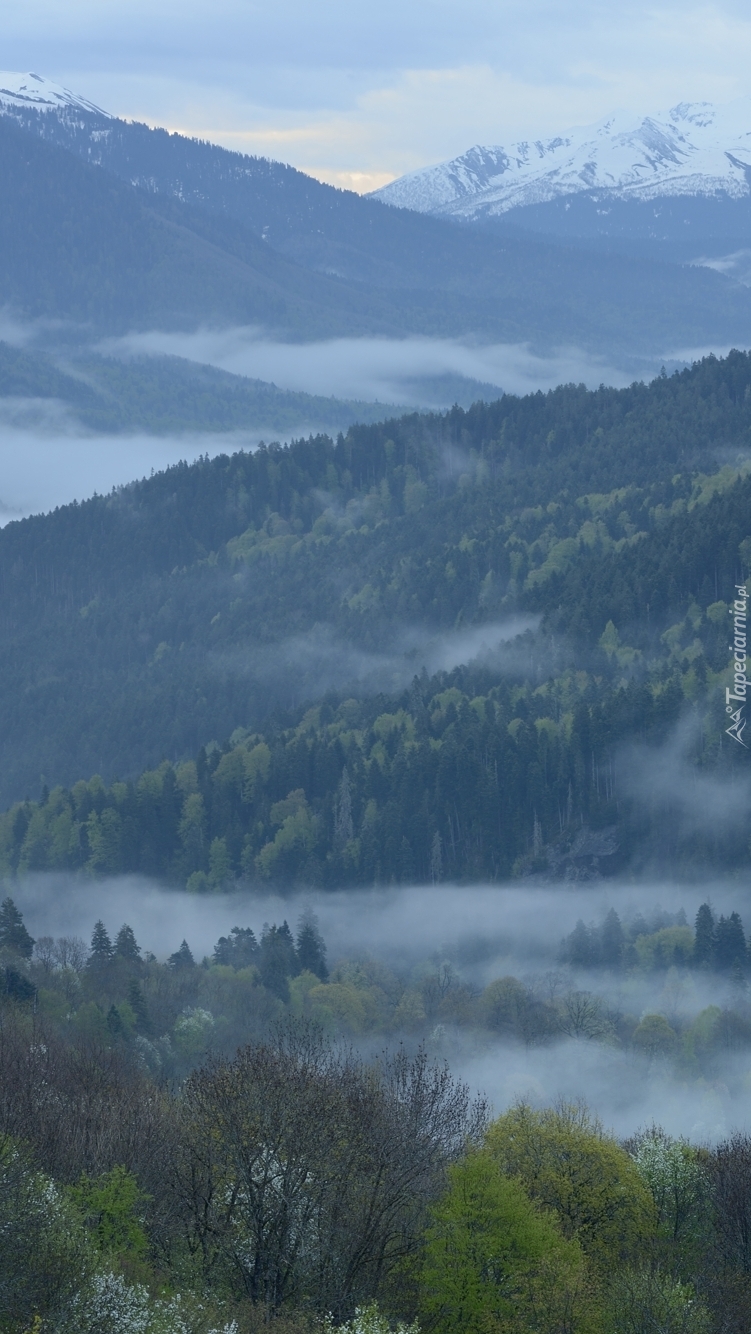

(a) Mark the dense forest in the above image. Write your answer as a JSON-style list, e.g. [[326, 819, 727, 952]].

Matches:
[[5, 892, 751, 1333], [1, 351, 751, 875]]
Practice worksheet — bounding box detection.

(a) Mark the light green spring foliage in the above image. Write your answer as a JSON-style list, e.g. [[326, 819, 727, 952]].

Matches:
[[485, 1102, 656, 1271], [70, 1165, 149, 1260], [0, 1142, 236, 1334], [420, 1150, 593, 1334]]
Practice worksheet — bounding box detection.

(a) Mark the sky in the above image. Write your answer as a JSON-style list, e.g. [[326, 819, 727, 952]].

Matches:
[[4, 0, 751, 191]]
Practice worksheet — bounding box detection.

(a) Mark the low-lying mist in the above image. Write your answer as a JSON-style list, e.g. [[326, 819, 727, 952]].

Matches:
[[0, 400, 268, 522], [14, 875, 751, 1141], [210, 615, 540, 706], [103, 330, 638, 401]]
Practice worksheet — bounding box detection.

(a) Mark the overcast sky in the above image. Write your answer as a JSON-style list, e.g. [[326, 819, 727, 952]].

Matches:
[[4, 0, 751, 190]]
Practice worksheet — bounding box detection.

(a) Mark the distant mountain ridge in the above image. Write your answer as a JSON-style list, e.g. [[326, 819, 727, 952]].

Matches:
[[3, 74, 751, 361], [373, 101, 751, 220]]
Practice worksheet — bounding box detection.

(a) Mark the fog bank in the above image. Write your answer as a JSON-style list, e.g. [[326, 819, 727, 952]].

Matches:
[[103, 330, 638, 401]]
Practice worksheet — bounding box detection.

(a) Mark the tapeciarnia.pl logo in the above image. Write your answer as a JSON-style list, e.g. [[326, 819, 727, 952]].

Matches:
[[726, 583, 748, 746]]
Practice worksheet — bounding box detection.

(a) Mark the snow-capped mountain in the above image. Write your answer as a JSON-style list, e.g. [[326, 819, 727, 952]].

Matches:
[[0, 71, 108, 118], [372, 102, 751, 220]]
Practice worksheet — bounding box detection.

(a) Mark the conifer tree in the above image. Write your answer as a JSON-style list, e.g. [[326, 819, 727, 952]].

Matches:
[[114, 924, 141, 962], [168, 940, 195, 970], [88, 920, 114, 965], [694, 904, 715, 969], [0, 898, 34, 959], [600, 909, 625, 968], [296, 913, 328, 981], [715, 912, 746, 973], [127, 978, 150, 1032]]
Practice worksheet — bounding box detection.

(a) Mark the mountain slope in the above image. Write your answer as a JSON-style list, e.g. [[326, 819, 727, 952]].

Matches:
[[0, 351, 750, 810], [5, 84, 751, 357], [0, 342, 408, 433]]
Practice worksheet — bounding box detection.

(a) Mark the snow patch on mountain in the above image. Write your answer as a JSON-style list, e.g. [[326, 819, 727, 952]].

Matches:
[[0, 71, 109, 118], [373, 101, 751, 219]]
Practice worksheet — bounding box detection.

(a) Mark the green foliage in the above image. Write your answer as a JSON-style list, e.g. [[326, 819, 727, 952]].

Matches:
[[324, 1304, 419, 1334], [0, 1135, 94, 1333], [69, 1165, 150, 1261], [420, 1150, 592, 1334], [485, 1103, 656, 1271], [630, 1131, 710, 1277]]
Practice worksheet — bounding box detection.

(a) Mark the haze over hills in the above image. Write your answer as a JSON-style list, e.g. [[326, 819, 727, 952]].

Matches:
[[3, 73, 751, 369]]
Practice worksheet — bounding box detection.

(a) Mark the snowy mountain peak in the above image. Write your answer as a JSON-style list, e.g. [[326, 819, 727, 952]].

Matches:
[[0, 71, 109, 118], [372, 100, 751, 220]]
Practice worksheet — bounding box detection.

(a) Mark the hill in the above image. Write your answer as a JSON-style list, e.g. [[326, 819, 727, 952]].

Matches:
[[0, 341, 409, 434], [0, 351, 750, 881]]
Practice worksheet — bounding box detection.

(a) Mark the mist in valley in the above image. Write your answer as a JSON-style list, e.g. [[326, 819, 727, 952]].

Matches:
[[103, 329, 638, 401], [14, 872, 751, 1142]]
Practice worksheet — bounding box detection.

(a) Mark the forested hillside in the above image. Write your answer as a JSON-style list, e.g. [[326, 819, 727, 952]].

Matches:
[[1, 351, 750, 877]]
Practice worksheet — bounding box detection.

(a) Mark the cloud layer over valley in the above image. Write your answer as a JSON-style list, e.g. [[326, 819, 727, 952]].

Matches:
[[14, 874, 751, 1141]]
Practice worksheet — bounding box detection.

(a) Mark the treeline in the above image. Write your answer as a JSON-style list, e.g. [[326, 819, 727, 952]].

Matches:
[[0, 341, 399, 435], [562, 902, 751, 975], [4, 893, 751, 1082], [0, 664, 700, 886]]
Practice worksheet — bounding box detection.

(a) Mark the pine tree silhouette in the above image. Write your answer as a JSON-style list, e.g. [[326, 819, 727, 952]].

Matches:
[[115, 923, 141, 961], [88, 919, 114, 965], [0, 897, 34, 959], [168, 940, 195, 969], [296, 913, 328, 980]]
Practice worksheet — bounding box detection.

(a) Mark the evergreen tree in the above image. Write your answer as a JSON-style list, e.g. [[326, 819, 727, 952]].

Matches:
[[334, 767, 354, 848], [0, 898, 34, 959], [600, 909, 625, 968], [168, 940, 195, 970], [715, 912, 746, 973], [694, 904, 715, 969], [127, 978, 150, 1032], [106, 1004, 125, 1039], [2, 966, 36, 1002], [564, 920, 598, 968], [114, 924, 141, 962], [88, 920, 113, 966], [259, 922, 298, 1001], [430, 831, 443, 885], [295, 913, 328, 981], [213, 926, 258, 969]]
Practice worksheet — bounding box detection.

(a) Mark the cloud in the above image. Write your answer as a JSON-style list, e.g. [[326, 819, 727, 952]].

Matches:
[[7, 1, 751, 184], [619, 716, 751, 836], [0, 401, 265, 522], [13, 872, 751, 1137], [104, 330, 635, 401], [210, 616, 540, 710]]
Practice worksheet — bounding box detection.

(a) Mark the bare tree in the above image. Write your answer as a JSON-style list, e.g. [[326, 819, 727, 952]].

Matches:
[[174, 1024, 487, 1315]]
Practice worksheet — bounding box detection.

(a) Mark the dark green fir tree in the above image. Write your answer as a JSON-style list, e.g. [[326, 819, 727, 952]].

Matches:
[[0, 897, 34, 959]]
